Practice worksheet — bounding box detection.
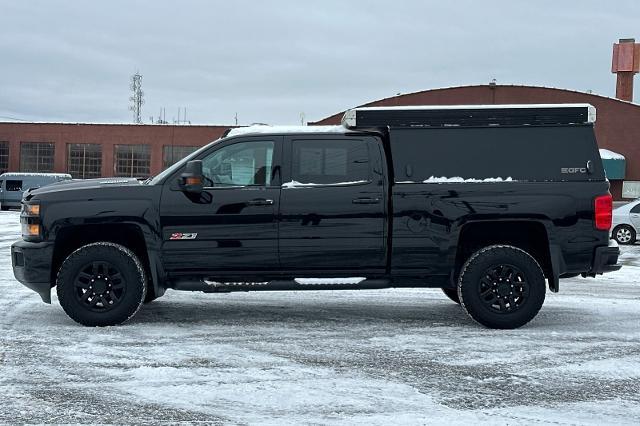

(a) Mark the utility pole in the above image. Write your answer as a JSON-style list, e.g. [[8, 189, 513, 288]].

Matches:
[[129, 72, 144, 124]]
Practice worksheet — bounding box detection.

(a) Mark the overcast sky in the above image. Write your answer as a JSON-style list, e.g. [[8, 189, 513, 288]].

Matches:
[[1, 0, 639, 125]]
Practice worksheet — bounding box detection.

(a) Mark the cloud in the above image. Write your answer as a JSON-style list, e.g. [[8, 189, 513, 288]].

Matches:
[[1, 0, 639, 124]]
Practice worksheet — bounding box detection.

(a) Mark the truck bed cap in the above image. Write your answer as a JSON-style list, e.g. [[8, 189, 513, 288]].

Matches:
[[342, 103, 596, 128]]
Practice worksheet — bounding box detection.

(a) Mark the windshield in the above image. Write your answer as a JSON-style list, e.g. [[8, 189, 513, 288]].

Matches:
[[147, 138, 223, 185]]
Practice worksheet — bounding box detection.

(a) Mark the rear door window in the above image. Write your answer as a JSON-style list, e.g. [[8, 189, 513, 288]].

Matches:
[[6, 180, 22, 191], [291, 139, 370, 185]]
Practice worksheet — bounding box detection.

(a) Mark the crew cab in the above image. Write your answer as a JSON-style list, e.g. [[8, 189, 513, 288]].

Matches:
[[11, 104, 621, 328]]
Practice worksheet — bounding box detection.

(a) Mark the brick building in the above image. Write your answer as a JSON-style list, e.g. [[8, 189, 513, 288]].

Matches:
[[0, 123, 230, 179]]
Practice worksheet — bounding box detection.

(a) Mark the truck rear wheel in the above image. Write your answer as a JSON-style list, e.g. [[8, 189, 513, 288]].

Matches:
[[441, 288, 461, 304], [56, 242, 146, 326], [457, 245, 545, 329]]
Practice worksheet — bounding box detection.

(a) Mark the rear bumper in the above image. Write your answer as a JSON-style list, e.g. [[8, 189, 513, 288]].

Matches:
[[11, 240, 55, 303], [589, 239, 622, 275]]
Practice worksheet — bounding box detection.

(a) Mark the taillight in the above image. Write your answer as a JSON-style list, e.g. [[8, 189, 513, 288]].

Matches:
[[594, 194, 613, 231]]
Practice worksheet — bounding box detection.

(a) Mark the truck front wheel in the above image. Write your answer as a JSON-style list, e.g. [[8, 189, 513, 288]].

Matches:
[[457, 245, 545, 329], [56, 242, 146, 326]]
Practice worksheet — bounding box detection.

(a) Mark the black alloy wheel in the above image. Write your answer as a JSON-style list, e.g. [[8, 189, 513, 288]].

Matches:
[[73, 261, 126, 312], [477, 263, 528, 314], [57, 242, 146, 326], [458, 245, 546, 329]]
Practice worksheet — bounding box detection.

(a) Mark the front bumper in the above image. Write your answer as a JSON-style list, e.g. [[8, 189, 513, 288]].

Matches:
[[588, 239, 622, 275], [11, 240, 55, 303]]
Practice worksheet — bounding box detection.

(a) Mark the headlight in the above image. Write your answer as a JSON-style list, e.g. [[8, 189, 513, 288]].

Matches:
[[21, 223, 41, 238], [21, 202, 41, 241], [23, 204, 40, 216]]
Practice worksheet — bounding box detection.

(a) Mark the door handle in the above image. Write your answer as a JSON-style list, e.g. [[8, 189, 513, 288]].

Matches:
[[247, 198, 274, 206], [352, 197, 381, 204]]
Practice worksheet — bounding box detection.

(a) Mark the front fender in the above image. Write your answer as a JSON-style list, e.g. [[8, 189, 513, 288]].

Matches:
[[40, 193, 165, 296]]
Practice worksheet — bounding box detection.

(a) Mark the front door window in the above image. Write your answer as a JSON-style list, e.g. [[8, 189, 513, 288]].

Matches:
[[202, 141, 274, 187]]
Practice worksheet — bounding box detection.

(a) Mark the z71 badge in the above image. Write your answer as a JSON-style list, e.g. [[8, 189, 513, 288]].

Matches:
[[169, 232, 198, 240]]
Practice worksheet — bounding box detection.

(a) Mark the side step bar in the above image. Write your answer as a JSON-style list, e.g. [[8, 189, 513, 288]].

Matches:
[[170, 278, 392, 293]]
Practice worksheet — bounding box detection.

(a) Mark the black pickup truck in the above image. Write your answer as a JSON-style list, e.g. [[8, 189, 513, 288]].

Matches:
[[11, 104, 621, 328]]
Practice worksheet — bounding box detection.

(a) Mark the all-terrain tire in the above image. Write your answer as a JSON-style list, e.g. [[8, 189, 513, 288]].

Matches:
[[441, 288, 461, 304], [612, 225, 637, 245], [458, 245, 546, 329], [56, 242, 146, 326]]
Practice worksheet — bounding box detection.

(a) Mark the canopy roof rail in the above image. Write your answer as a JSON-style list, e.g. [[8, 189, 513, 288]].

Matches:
[[341, 104, 596, 128]]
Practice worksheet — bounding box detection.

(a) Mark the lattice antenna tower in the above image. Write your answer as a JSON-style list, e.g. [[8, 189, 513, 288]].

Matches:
[[129, 72, 145, 124]]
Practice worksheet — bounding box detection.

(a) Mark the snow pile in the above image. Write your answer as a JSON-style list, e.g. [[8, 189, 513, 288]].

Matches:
[[227, 125, 349, 137], [397, 176, 514, 184], [0, 172, 71, 177], [599, 149, 625, 160], [282, 180, 368, 188]]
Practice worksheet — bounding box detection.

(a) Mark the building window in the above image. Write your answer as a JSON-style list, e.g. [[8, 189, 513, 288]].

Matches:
[[67, 144, 102, 179], [20, 142, 55, 172], [114, 145, 151, 178], [163, 145, 199, 169], [0, 142, 8, 174]]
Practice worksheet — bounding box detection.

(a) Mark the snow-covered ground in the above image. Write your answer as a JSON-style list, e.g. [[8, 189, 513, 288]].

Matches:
[[0, 210, 639, 425]]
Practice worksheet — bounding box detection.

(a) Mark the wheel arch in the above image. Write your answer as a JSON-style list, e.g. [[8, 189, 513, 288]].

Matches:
[[51, 223, 164, 299], [454, 220, 557, 292]]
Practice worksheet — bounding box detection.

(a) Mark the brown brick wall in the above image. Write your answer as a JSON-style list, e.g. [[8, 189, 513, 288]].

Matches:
[[0, 123, 230, 178]]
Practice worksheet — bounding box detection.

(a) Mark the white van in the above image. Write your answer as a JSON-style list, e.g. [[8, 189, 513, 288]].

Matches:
[[0, 173, 72, 210]]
